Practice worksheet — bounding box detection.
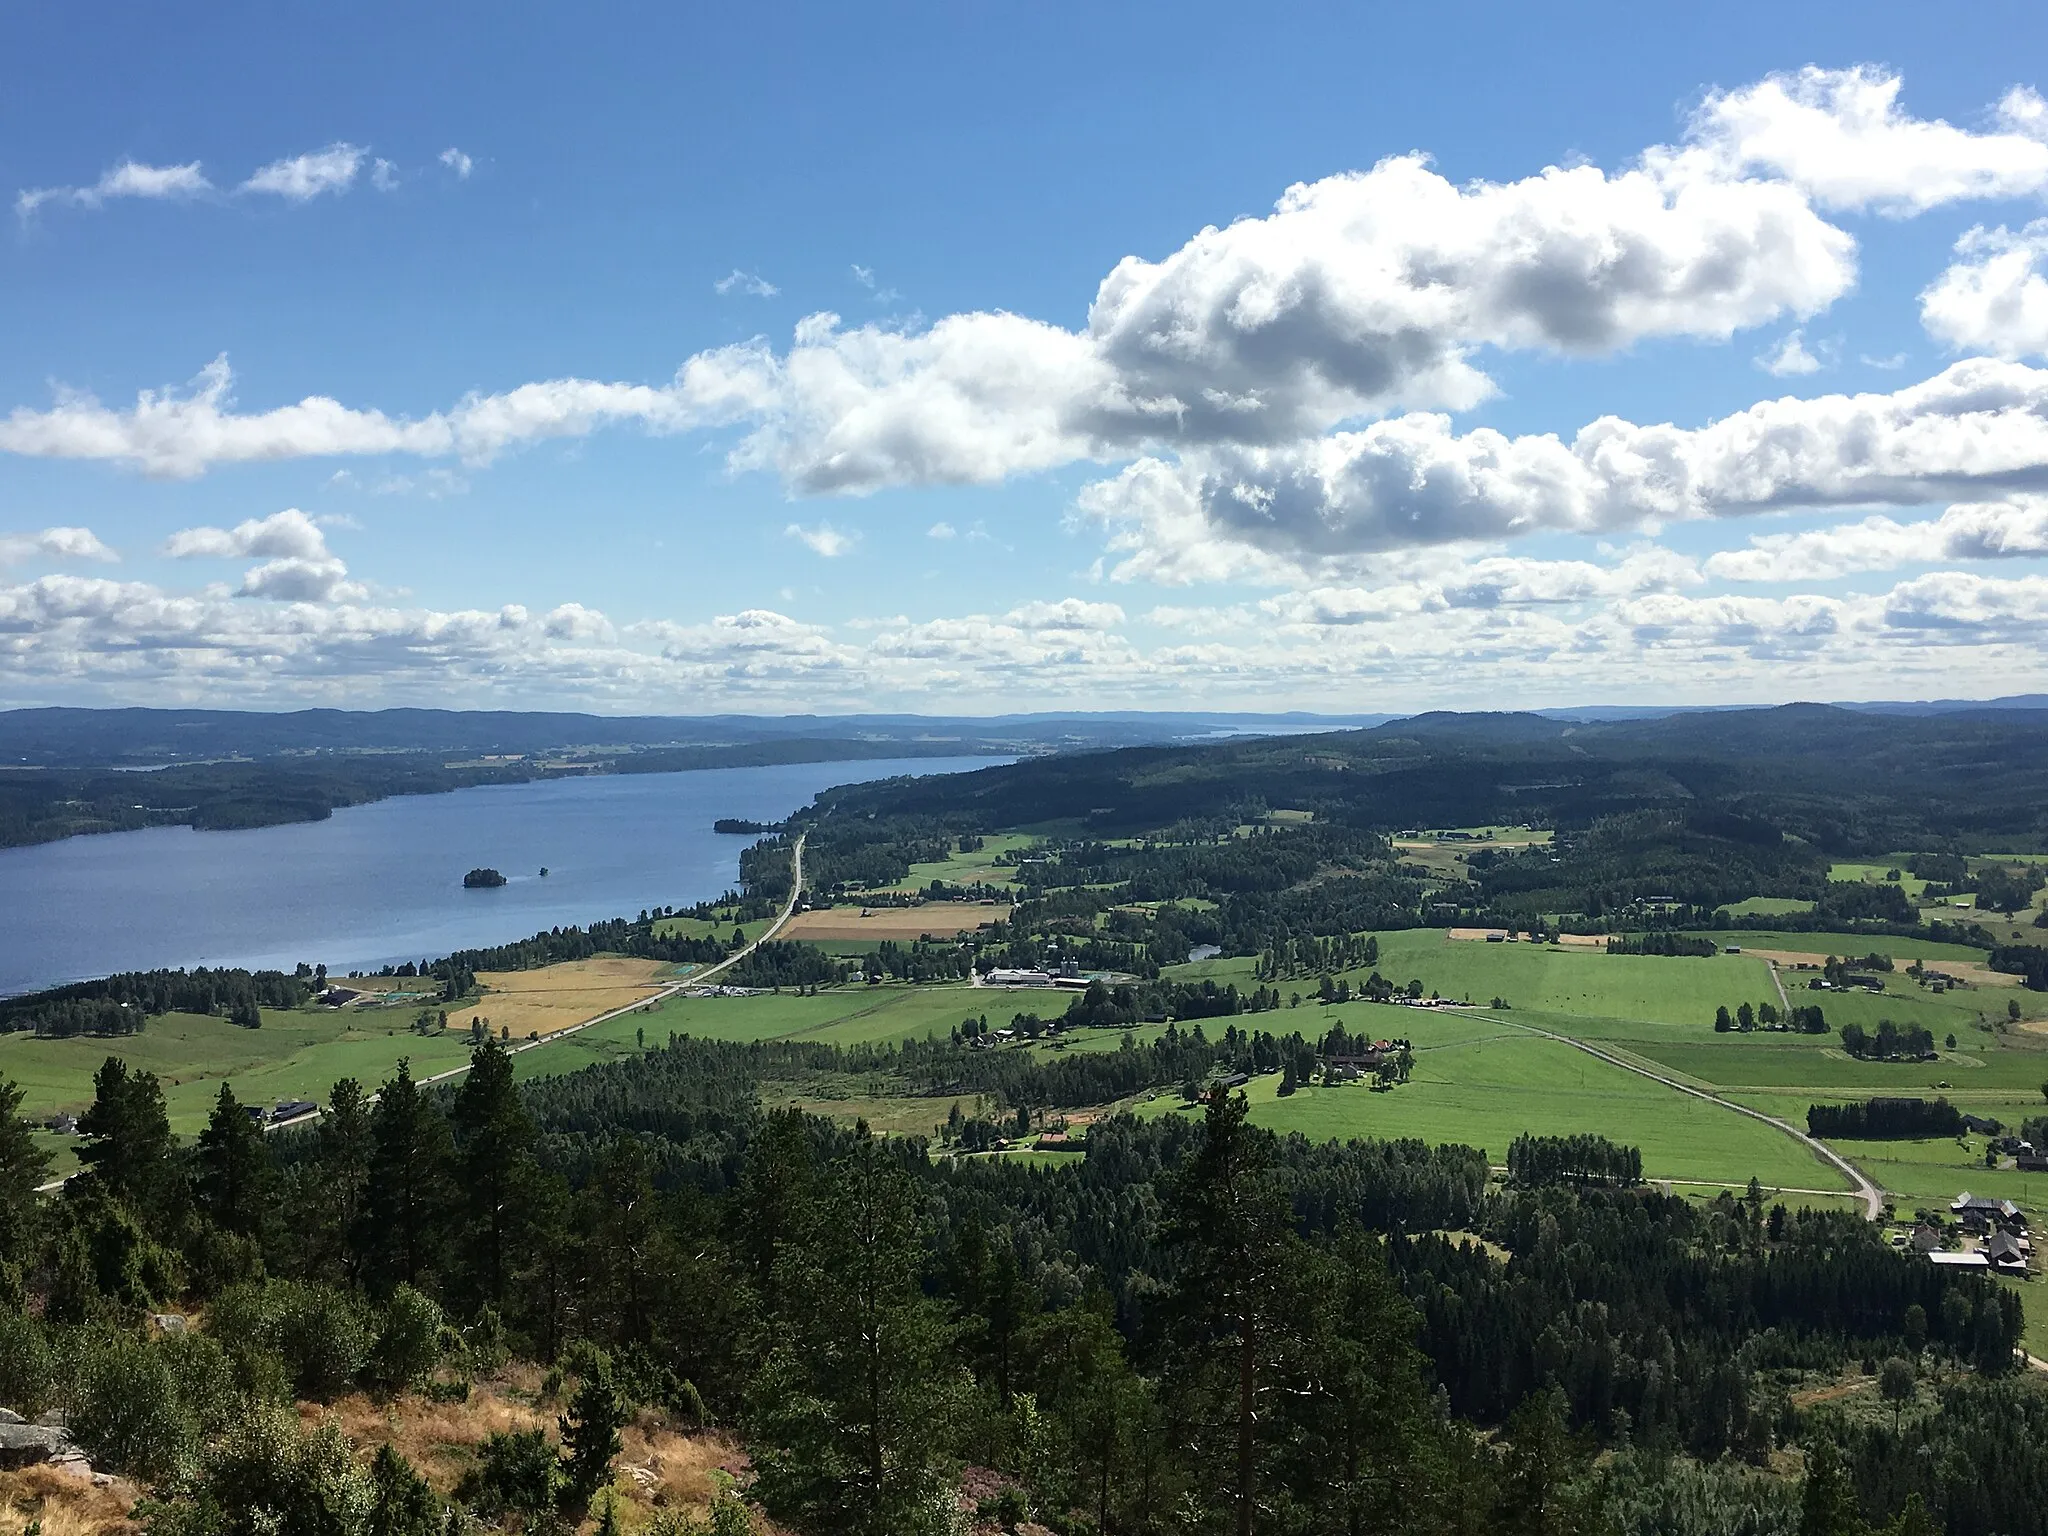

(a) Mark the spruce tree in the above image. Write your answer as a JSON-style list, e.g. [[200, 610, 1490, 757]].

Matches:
[[195, 1082, 272, 1238], [560, 1347, 628, 1508], [75, 1056, 178, 1217], [316, 1077, 374, 1285], [367, 1442, 443, 1536], [1798, 1438, 1865, 1536]]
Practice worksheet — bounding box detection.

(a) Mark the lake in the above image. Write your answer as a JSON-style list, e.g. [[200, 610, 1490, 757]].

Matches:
[[0, 756, 1005, 996]]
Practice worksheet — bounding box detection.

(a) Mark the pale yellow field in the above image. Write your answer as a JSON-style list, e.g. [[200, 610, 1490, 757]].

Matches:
[[782, 902, 1010, 940], [1445, 928, 1602, 949], [458, 956, 672, 1039]]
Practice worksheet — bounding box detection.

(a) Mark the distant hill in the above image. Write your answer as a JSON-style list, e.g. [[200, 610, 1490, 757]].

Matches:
[[0, 706, 1393, 767], [800, 703, 2048, 853]]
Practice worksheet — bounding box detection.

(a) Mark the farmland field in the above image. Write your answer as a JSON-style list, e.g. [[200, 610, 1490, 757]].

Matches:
[[0, 1006, 475, 1136], [780, 902, 1008, 940], [1690, 929, 1995, 964], [1157, 926, 2048, 1219], [872, 832, 1037, 892], [463, 956, 676, 1039], [1138, 1031, 1852, 1191]]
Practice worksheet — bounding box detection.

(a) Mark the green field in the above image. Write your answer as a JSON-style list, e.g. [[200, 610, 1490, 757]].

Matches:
[[19, 912, 2045, 1232], [1828, 861, 1929, 899], [1695, 930, 1994, 964], [877, 832, 1037, 893], [651, 909, 747, 941], [573, 981, 987, 1053], [1180, 930, 1781, 1028], [1138, 1032, 1851, 1191], [1159, 926, 2048, 1219], [1, 1006, 477, 1146]]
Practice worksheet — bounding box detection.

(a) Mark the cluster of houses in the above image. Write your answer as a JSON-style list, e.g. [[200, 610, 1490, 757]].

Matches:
[[1903, 1193, 2032, 1273], [1324, 1041, 1409, 1082]]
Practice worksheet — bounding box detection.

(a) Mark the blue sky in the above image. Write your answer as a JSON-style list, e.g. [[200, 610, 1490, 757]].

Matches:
[[5, 2, 2048, 713]]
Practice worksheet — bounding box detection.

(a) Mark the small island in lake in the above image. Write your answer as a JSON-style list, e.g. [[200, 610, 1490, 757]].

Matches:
[[463, 867, 508, 889], [714, 818, 782, 834]]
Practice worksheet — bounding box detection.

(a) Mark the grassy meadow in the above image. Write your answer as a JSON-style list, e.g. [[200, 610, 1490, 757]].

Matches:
[[1137, 1031, 1850, 1191], [18, 904, 2047, 1227]]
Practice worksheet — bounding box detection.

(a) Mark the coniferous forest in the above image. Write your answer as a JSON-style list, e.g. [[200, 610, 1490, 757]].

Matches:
[[0, 1024, 2033, 1536]]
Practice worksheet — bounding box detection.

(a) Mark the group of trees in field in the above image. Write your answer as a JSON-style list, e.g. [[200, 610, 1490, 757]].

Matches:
[[1807, 1098, 1964, 1139], [1607, 932, 1719, 956], [1505, 1133, 1643, 1188], [1714, 1001, 1828, 1033], [1253, 930, 1379, 979], [1840, 1020, 1938, 1061], [1993, 944, 2048, 990]]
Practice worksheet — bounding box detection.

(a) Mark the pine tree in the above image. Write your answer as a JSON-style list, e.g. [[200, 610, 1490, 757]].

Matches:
[[1161, 1085, 1296, 1536], [1798, 1438, 1865, 1536], [746, 1134, 962, 1536], [317, 1077, 374, 1285], [450, 1039, 537, 1311], [195, 1082, 272, 1238], [360, 1060, 454, 1293], [367, 1442, 442, 1536]]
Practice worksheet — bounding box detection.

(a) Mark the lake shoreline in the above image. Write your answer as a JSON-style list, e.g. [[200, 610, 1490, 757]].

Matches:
[[0, 755, 1008, 998]]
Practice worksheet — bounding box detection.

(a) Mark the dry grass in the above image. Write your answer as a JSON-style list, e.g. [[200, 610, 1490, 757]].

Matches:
[[300, 1370, 743, 1529], [302, 1365, 553, 1490], [611, 1416, 741, 1521], [783, 903, 1009, 941], [0, 1465, 139, 1536], [459, 957, 672, 1039]]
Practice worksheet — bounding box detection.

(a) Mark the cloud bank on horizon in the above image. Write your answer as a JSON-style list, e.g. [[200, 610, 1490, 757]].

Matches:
[[8, 64, 2048, 712]]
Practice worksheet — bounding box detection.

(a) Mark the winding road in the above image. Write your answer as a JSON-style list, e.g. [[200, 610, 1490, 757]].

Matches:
[[419, 831, 806, 1087], [1476, 1009, 1884, 1219]]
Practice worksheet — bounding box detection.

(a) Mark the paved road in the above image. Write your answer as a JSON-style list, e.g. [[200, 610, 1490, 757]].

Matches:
[[418, 831, 807, 1087], [36, 834, 808, 1186], [1473, 1009, 1884, 1219]]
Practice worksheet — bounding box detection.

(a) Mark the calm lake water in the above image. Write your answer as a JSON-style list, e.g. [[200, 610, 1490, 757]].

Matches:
[[0, 756, 1005, 997]]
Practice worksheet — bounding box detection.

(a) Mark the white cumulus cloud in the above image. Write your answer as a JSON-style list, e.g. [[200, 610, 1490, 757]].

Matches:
[[439, 148, 474, 179], [1673, 66, 2048, 214], [164, 508, 333, 562], [715, 270, 780, 298], [785, 521, 857, 557], [1757, 329, 1825, 376], [1922, 219, 2048, 359], [1082, 359, 2048, 581], [1705, 497, 2048, 581], [163, 508, 365, 602], [16, 160, 213, 220], [239, 143, 365, 201], [0, 526, 118, 566]]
